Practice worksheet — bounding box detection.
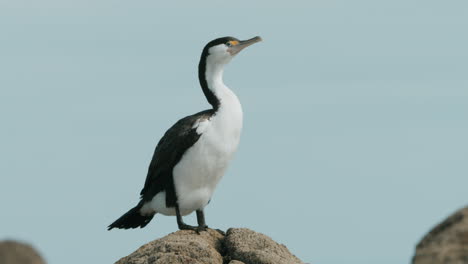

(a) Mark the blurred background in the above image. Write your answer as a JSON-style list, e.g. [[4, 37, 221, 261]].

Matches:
[[1, 0, 467, 263]]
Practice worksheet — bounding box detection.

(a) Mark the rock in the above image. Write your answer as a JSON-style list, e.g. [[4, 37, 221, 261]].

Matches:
[[225, 228, 303, 264], [115, 228, 304, 264], [0, 240, 46, 264], [228, 260, 246, 264], [115, 229, 224, 264], [412, 206, 468, 264]]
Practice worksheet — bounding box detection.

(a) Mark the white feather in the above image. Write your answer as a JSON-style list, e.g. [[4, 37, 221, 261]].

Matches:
[[193, 119, 210, 134]]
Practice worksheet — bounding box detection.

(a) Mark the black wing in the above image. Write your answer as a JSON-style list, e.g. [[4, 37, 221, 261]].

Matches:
[[139, 109, 214, 208]]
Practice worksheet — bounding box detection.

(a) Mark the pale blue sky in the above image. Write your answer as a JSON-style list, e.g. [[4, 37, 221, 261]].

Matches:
[[1, 1, 467, 263]]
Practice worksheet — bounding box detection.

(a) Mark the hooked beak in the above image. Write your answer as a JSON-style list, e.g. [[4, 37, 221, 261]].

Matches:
[[228, 36, 262, 55]]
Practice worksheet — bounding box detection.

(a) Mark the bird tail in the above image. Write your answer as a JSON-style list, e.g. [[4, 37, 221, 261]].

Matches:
[[108, 201, 155, 230]]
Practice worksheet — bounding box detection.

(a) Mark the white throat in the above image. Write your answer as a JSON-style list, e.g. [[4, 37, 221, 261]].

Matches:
[[203, 56, 243, 143], [205, 62, 225, 98], [205, 60, 241, 113]]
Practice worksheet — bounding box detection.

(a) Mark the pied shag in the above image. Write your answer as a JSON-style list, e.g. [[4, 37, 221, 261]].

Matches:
[[108, 36, 262, 233]]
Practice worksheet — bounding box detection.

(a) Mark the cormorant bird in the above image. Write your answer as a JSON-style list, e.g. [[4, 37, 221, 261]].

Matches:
[[108, 36, 262, 232]]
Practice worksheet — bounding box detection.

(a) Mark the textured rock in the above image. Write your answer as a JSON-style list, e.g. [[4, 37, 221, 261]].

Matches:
[[225, 228, 303, 264], [412, 206, 468, 264], [0, 240, 46, 264], [115, 229, 224, 264], [228, 260, 246, 264], [115, 228, 303, 264]]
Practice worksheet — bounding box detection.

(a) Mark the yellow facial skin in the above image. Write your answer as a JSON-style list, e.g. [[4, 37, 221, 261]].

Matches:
[[226, 36, 262, 56]]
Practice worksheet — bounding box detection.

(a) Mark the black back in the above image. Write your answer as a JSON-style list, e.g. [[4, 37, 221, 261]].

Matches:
[[139, 109, 215, 207]]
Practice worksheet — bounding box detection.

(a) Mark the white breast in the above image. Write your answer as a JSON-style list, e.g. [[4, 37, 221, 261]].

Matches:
[[146, 86, 243, 216], [174, 87, 242, 215]]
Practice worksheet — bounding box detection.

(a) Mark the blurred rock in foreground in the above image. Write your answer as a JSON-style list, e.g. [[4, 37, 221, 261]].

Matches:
[[0, 240, 46, 264], [115, 228, 304, 264], [412, 206, 468, 264]]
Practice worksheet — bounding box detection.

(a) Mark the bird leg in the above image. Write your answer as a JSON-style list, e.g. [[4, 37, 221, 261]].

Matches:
[[196, 209, 208, 232], [175, 204, 203, 233], [196, 209, 225, 235]]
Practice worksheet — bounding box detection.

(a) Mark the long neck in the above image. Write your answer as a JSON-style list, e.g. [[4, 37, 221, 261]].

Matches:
[[198, 56, 243, 142], [199, 59, 227, 111]]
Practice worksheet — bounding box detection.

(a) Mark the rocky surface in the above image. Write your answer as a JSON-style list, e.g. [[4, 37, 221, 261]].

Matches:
[[412, 206, 468, 264], [115, 228, 303, 264], [0, 240, 46, 264]]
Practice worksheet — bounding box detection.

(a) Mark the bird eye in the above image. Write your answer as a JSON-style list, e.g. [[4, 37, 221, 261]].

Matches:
[[226, 42, 232, 47]]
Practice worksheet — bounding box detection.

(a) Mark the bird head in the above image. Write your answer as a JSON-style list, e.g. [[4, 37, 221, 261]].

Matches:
[[201, 36, 262, 65], [198, 36, 262, 109]]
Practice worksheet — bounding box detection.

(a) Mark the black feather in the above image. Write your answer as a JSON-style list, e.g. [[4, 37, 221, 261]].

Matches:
[[140, 109, 215, 207], [108, 201, 154, 230]]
